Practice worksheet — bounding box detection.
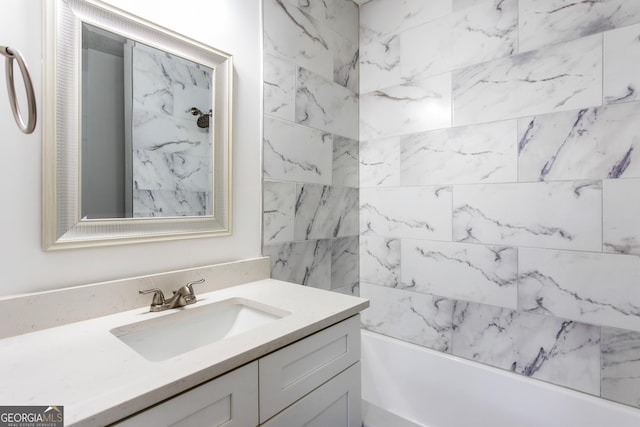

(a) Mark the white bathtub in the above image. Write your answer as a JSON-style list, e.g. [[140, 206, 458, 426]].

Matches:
[[361, 330, 640, 427]]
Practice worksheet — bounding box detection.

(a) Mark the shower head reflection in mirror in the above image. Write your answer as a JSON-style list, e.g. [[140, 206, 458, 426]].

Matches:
[[190, 107, 213, 129], [43, 0, 233, 250]]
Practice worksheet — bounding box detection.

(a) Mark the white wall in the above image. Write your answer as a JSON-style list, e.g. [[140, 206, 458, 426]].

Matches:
[[82, 48, 125, 218], [0, 0, 262, 297]]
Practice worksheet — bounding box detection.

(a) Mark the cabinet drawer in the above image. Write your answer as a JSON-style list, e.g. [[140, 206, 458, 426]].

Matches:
[[259, 315, 360, 423], [112, 361, 258, 427], [260, 362, 361, 427]]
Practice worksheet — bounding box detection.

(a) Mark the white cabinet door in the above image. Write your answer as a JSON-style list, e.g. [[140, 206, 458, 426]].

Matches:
[[261, 362, 361, 427], [113, 316, 362, 427], [259, 315, 360, 423], [113, 361, 258, 427]]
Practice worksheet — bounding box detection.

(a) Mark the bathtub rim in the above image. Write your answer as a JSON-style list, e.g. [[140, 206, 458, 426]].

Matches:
[[361, 329, 640, 426]]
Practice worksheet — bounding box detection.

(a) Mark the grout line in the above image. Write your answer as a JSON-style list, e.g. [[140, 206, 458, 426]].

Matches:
[[602, 32, 605, 106], [601, 178, 605, 254]]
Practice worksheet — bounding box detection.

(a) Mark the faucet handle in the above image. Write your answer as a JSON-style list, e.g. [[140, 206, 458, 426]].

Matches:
[[139, 288, 166, 306], [178, 279, 204, 305], [185, 278, 205, 295]]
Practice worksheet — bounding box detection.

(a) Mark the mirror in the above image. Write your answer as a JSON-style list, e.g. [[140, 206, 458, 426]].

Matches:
[[43, 0, 232, 250]]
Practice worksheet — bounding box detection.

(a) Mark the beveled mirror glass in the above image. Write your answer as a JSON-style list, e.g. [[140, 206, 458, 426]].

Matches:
[[43, 0, 232, 250]]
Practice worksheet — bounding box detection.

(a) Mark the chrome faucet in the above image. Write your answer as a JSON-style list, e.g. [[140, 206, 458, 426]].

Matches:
[[139, 279, 205, 312]]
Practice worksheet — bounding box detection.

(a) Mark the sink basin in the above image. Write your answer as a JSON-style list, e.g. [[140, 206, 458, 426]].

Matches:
[[110, 298, 290, 361]]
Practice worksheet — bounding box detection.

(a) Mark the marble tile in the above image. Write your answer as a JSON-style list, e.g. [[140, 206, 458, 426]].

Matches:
[[173, 153, 211, 191], [453, 35, 602, 127], [132, 44, 212, 119], [360, 235, 400, 287], [263, 239, 331, 289], [604, 23, 640, 105], [360, 0, 452, 44], [288, 0, 359, 42], [270, 0, 359, 91], [173, 123, 212, 159], [333, 136, 359, 188], [452, 301, 601, 395], [264, 0, 333, 81], [361, 186, 452, 240], [263, 181, 296, 244], [604, 179, 640, 255], [132, 46, 173, 115], [453, 181, 602, 251], [294, 184, 359, 240], [360, 74, 452, 141], [520, 0, 640, 52], [131, 39, 213, 204], [359, 33, 401, 93], [132, 111, 210, 157], [452, 0, 486, 11], [331, 236, 359, 289], [165, 55, 212, 95], [360, 283, 455, 352], [264, 53, 296, 121], [154, 46, 212, 92], [296, 67, 359, 140], [263, 116, 333, 185], [132, 150, 210, 192], [332, 33, 359, 92], [401, 0, 517, 80], [401, 240, 517, 309], [401, 120, 517, 186], [601, 327, 640, 408], [332, 283, 360, 297], [518, 103, 640, 182], [132, 110, 181, 150], [359, 136, 401, 188], [519, 247, 640, 332], [133, 189, 209, 217]]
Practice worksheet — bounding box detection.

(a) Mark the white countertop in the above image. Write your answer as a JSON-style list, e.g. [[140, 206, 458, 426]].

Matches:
[[0, 279, 368, 426]]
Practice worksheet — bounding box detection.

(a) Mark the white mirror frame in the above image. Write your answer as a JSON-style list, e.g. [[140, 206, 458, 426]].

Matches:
[[43, 0, 232, 250]]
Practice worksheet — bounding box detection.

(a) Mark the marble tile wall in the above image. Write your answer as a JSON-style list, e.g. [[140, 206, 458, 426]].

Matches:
[[359, 0, 640, 409], [131, 43, 213, 217], [263, 0, 360, 294]]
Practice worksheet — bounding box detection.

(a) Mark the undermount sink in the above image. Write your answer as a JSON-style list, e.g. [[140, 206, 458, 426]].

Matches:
[[110, 298, 290, 361]]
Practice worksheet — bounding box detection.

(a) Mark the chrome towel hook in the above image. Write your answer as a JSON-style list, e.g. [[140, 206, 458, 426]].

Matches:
[[0, 46, 36, 134]]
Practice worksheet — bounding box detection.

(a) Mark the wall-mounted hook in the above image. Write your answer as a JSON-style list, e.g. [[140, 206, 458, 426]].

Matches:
[[1, 46, 36, 134]]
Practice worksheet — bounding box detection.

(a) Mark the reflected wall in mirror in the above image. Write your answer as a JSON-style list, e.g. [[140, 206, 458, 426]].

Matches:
[[43, 0, 232, 250], [82, 24, 214, 219]]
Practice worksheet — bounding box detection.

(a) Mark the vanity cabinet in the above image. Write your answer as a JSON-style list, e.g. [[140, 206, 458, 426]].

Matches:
[[111, 315, 361, 427], [259, 315, 360, 423], [112, 361, 259, 426], [260, 362, 360, 427]]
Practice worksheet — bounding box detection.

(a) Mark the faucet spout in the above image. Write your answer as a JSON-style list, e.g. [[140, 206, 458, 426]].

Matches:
[[139, 279, 205, 312]]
